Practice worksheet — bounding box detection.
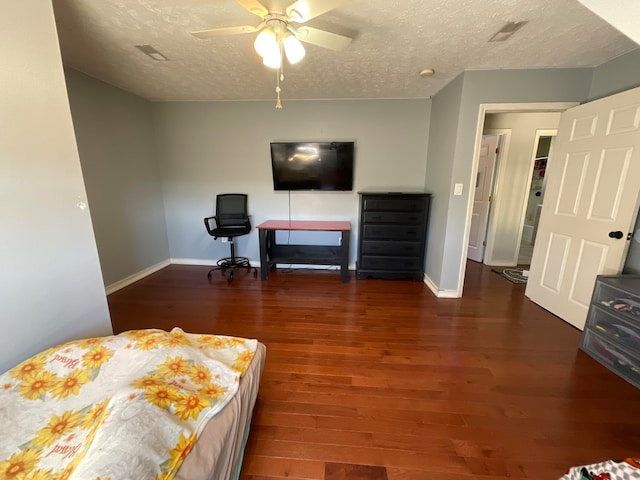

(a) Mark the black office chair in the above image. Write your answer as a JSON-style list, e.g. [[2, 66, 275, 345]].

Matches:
[[204, 194, 257, 283]]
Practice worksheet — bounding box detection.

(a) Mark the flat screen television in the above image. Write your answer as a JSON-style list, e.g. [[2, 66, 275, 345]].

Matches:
[[270, 141, 354, 191]]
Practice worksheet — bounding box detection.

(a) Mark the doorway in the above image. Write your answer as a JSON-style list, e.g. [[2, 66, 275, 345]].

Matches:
[[478, 112, 562, 267], [518, 133, 555, 265]]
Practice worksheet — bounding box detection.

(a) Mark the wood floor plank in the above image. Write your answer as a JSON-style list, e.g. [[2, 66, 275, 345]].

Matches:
[[242, 455, 324, 479], [108, 262, 640, 479], [325, 462, 388, 480]]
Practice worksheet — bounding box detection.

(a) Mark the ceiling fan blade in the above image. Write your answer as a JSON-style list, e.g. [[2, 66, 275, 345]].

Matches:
[[295, 26, 352, 51], [235, 0, 269, 18], [191, 24, 262, 39], [286, 0, 346, 23]]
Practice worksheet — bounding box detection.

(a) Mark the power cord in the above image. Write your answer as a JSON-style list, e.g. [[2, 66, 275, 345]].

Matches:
[[287, 190, 292, 244]]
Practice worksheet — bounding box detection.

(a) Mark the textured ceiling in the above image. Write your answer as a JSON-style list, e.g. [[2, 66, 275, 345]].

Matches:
[[52, 0, 638, 102]]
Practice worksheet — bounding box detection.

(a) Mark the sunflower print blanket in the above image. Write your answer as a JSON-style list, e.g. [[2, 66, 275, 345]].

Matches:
[[0, 328, 257, 480]]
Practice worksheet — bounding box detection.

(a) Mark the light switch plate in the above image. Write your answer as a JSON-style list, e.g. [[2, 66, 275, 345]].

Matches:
[[454, 183, 463, 195]]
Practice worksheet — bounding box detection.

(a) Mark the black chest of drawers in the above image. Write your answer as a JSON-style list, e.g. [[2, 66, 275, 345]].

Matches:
[[357, 192, 431, 280]]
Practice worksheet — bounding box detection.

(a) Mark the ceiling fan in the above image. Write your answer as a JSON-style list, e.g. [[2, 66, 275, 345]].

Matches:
[[192, 0, 352, 108], [191, 0, 353, 69]]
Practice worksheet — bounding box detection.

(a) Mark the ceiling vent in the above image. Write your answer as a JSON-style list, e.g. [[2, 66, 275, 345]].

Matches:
[[135, 45, 169, 61], [489, 21, 527, 42]]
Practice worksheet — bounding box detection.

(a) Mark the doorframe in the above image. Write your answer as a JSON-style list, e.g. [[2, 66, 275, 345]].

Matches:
[[456, 102, 579, 297]]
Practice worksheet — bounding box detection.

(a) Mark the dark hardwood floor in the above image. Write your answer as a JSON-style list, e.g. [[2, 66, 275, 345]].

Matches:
[[108, 261, 640, 479]]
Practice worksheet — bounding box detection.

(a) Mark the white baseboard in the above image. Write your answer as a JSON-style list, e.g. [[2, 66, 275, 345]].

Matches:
[[483, 260, 518, 267], [170, 258, 217, 266], [423, 274, 461, 298], [104, 259, 358, 295], [105, 259, 171, 295]]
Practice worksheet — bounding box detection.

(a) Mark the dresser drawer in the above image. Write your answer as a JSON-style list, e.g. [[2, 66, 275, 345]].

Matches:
[[360, 255, 423, 271], [587, 305, 640, 354], [361, 240, 423, 257], [362, 224, 424, 241], [363, 197, 426, 212], [363, 211, 424, 224], [592, 280, 640, 326], [581, 330, 640, 388]]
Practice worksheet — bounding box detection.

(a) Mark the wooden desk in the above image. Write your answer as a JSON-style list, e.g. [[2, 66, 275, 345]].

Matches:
[[256, 220, 351, 283]]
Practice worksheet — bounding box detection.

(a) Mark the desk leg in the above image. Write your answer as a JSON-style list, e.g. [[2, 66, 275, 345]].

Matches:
[[258, 229, 268, 280], [340, 229, 350, 283]]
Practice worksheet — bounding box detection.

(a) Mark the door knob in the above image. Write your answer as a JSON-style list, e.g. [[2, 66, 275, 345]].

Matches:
[[608, 230, 624, 239]]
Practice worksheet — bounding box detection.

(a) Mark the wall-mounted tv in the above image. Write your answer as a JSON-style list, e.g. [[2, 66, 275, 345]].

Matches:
[[270, 141, 355, 191]]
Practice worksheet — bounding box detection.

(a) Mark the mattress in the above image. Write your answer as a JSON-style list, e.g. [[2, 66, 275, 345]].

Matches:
[[175, 342, 266, 480]]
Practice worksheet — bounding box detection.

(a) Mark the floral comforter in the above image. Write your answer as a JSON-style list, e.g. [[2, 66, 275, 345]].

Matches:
[[0, 328, 257, 480]]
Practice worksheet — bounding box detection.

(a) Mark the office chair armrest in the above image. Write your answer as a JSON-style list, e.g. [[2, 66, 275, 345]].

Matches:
[[204, 216, 218, 236]]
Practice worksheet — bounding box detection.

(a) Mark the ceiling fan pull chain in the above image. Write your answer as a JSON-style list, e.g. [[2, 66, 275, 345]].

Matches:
[[275, 67, 282, 109], [280, 40, 285, 83], [275, 41, 285, 109]]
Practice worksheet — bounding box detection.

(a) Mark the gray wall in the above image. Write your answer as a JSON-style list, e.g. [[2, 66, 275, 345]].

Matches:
[[427, 68, 593, 292], [62, 46, 640, 294], [65, 68, 170, 287], [152, 99, 431, 266], [624, 210, 640, 275], [589, 49, 640, 100], [0, 4, 112, 373], [423, 75, 463, 289]]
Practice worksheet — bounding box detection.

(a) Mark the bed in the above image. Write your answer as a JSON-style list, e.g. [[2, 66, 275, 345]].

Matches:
[[0, 328, 266, 480], [559, 457, 640, 479]]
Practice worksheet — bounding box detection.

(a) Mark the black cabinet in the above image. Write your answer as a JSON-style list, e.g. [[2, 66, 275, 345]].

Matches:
[[356, 192, 431, 280], [580, 275, 640, 389]]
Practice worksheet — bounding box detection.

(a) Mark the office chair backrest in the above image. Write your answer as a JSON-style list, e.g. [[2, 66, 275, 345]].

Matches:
[[216, 194, 249, 227]]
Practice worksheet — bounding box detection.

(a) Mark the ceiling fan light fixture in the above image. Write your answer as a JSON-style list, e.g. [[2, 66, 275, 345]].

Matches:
[[262, 47, 282, 69], [283, 33, 305, 64], [254, 28, 278, 58]]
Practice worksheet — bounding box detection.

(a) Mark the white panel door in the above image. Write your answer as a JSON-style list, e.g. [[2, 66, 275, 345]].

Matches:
[[468, 135, 498, 262], [526, 86, 640, 330]]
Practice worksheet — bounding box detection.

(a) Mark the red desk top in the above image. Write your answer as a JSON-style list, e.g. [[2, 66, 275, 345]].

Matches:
[[256, 220, 351, 231]]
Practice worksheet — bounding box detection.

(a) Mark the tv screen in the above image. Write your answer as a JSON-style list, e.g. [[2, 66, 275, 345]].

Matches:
[[270, 141, 354, 191]]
